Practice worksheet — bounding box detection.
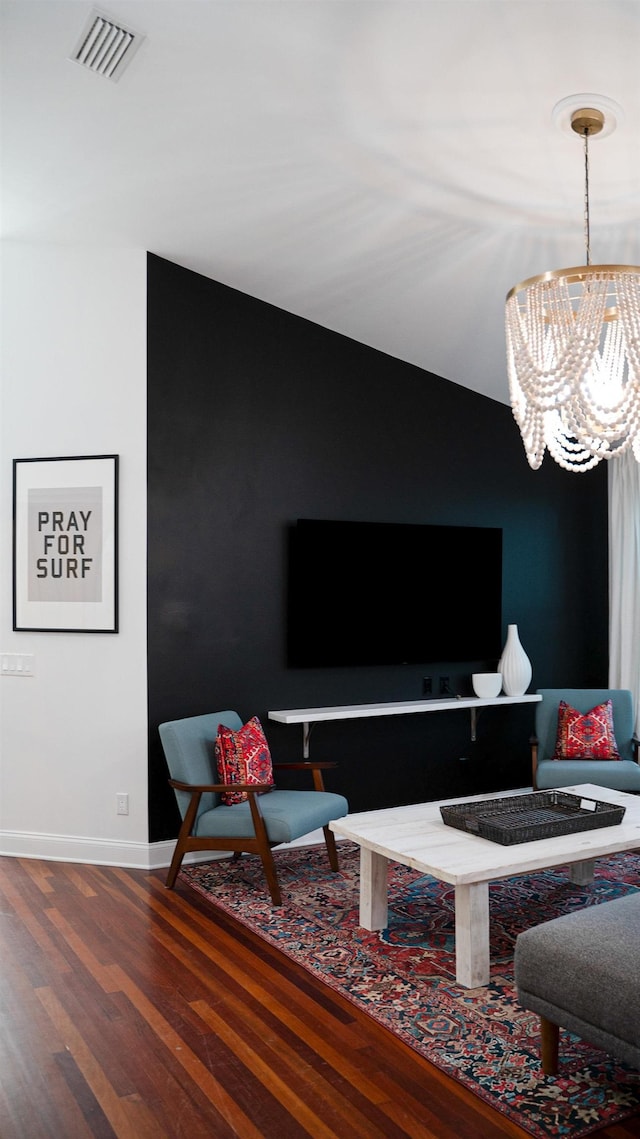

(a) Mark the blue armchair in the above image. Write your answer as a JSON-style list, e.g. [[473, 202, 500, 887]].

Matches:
[[532, 688, 640, 792], [159, 710, 349, 904]]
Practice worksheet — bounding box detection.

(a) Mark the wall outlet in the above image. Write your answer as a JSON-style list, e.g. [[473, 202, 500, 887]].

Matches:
[[116, 793, 129, 816], [439, 676, 450, 695], [422, 676, 432, 696]]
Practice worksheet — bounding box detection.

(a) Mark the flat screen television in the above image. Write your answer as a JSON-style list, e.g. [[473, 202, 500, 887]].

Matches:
[[287, 518, 503, 668]]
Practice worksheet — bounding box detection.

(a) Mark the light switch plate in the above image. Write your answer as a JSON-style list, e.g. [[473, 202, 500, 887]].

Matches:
[[1, 653, 35, 676]]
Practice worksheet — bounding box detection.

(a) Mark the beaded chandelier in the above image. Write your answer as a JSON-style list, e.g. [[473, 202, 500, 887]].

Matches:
[[505, 106, 640, 472]]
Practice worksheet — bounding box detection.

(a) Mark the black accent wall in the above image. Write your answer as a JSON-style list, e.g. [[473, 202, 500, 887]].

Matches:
[[147, 253, 608, 842]]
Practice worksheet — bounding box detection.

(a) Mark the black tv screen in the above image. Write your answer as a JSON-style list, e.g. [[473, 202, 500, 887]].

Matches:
[[287, 519, 502, 668]]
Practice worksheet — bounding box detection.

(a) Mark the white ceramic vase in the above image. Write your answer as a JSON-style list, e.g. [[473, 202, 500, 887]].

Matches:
[[498, 624, 532, 696]]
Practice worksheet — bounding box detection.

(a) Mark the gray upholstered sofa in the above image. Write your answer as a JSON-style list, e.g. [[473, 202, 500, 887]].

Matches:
[[514, 892, 640, 1074]]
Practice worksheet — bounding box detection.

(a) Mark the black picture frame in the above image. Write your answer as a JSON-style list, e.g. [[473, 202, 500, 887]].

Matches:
[[13, 454, 119, 633]]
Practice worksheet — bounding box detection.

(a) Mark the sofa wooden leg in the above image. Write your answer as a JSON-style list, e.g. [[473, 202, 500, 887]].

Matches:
[[540, 1016, 559, 1076]]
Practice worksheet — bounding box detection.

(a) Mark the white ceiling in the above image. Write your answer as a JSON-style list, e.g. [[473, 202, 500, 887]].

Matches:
[[2, 1, 639, 404]]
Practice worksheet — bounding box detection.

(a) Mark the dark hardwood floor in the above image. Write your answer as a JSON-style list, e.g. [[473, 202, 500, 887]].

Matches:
[[1, 854, 638, 1139]]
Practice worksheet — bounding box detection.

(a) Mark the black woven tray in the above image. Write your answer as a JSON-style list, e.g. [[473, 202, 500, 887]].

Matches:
[[440, 790, 626, 845]]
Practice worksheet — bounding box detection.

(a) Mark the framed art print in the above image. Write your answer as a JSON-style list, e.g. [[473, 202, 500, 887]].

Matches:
[[13, 454, 119, 632]]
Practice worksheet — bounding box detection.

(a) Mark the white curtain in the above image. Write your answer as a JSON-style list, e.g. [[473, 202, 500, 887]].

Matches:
[[609, 450, 640, 736]]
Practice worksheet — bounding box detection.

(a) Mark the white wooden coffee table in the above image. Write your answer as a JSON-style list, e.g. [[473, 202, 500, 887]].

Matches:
[[330, 784, 640, 988]]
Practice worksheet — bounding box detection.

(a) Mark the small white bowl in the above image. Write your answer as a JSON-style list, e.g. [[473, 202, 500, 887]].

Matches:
[[472, 672, 503, 699]]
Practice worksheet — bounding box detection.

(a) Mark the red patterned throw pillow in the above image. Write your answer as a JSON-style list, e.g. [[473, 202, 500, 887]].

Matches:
[[215, 717, 275, 804], [552, 699, 620, 760]]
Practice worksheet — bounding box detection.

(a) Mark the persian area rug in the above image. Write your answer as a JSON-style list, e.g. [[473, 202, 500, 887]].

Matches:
[[180, 843, 640, 1139]]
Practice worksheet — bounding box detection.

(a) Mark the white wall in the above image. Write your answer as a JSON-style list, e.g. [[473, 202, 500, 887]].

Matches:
[[0, 244, 151, 866]]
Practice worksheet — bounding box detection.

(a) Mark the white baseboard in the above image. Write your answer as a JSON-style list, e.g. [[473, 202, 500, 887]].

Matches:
[[0, 829, 165, 870], [0, 827, 331, 871]]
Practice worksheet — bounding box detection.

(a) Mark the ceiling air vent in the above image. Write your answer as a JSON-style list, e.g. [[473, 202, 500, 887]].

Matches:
[[69, 10, 144, 81]]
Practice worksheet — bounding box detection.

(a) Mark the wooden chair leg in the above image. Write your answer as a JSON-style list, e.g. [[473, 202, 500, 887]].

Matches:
[[165, 835, 188, 889], [256, 840, 282, 906], [166, 792, 201, 889], [247, 794, 282, 905], [540, 1016, 559, 1076], [323, 825, 339, 872], [530, 737, 539, 791]]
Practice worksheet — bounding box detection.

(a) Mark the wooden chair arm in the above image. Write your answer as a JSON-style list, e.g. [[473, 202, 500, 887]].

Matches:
[[271, 760, 337, 792], [272, 762, 337, 771], [168, 779, 274, 794], [170, 761, 339, 800]]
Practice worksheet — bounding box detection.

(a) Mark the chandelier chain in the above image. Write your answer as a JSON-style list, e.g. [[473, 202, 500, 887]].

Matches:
[[583, 128, 591, 267]]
